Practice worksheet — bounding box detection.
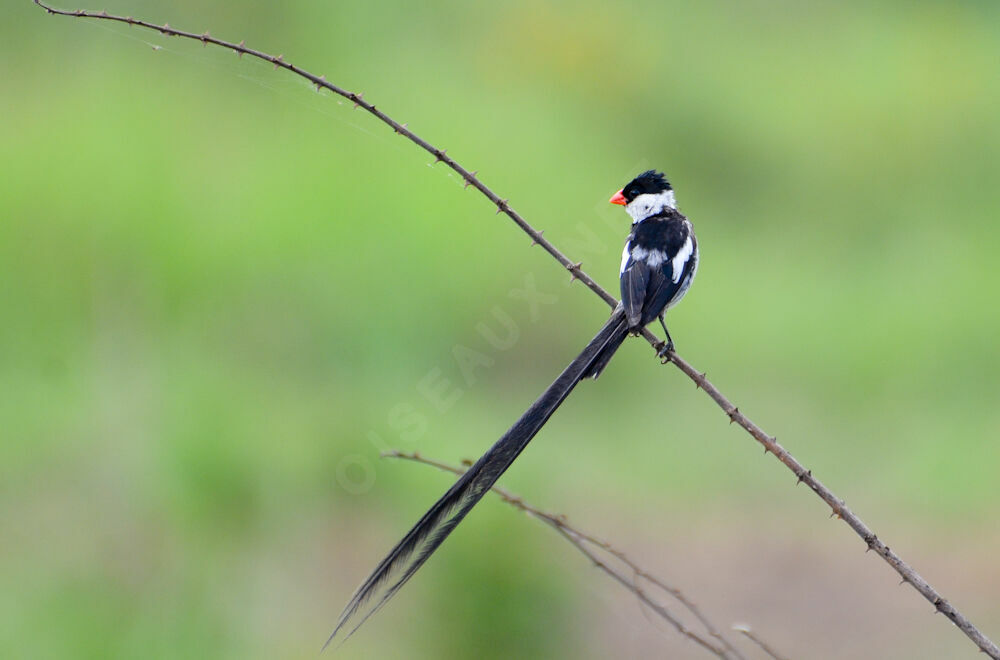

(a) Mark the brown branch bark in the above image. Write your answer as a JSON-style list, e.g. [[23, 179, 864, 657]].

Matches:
[[383, 450, 755, 660], [33, 3, 1000, 658]]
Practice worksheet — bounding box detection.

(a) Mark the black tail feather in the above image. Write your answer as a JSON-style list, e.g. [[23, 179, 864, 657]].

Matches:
[[325, 308, 628, 648], [580, 316, 628, 380]]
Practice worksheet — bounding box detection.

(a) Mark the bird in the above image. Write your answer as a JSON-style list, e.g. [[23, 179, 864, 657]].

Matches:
[[325, 170, 698, 649], [584, 169, 698, 378]]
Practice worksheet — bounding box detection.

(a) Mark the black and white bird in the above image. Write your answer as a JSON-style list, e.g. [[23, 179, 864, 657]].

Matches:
[[583, 169, 698, 378], [326, 170, 698, 648]]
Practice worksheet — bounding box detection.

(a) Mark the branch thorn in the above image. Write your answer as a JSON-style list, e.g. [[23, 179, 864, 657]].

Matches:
[[495, 199, 509, 214], [200, 30, 211, 45], [352, 92, 364, 108], [727, 407, 739, 424], [315, 75, 326, 91], [434, 149, 447, 163], [272, 54, 284, 69], [529, 230, 545, 247], [235, 40, 245, 57], [567, 262, 583, 282]]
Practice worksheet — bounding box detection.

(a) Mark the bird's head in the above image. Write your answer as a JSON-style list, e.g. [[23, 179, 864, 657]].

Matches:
[[609, 170, 675, 222]]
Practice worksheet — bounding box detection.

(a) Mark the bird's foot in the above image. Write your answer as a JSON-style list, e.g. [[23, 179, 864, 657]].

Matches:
[[656, 340, 674, 361]]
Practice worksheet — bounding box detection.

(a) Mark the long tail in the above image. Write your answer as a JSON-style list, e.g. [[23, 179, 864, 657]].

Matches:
[[325, 308, 628, 649], [580, 311, 629, 380]]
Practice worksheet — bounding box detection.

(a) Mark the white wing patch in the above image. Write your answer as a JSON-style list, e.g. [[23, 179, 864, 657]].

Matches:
[[671, 235, 693, 283], [630, 245, 669, 268], [619, 243, 631, 275]]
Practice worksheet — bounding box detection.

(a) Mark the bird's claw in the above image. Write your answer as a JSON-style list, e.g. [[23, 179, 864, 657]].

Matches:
[[657, 341, 674, 360]]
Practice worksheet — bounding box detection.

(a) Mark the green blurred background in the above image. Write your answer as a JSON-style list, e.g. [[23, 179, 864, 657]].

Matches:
[[3, 1, 999, 658]]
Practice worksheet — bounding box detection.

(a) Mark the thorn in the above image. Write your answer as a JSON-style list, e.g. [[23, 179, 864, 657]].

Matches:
[[272, 54, 284, 70], [434, 149, 447, 163], [160, 22, 170, 34], [314, 75, 326, 91], [200, 30, 211, 45], [495, 199, 508, 214], [98, 9, 108, 17], [126, 16, 134, 25], [727, 407, 739, 424], [235, 40, 245, 57], [567, 262, 583, 282], [763, 445, 770, 455], [796, 469, 811, 485], [352, 92, 364, 108], [529, 230, 545, 246], [393, 122, 408, 135]]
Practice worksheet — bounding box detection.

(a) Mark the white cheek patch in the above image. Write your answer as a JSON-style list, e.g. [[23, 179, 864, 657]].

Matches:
[[625, 190, 677, 222], [671, 235, 694, 283]]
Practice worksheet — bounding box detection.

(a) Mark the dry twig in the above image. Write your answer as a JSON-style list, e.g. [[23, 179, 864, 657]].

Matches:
[[383, 450, 754, 660], [732, 624, 789, 660], [33, 3, 1000, 658]]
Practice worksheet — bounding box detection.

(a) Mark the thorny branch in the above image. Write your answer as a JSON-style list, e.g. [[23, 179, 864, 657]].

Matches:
[[383, 450, 753, 660], [34, 3, 1000, 658]]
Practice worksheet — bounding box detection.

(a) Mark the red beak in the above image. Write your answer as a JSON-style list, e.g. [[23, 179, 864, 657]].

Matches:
[[609, 189, 627, 206]]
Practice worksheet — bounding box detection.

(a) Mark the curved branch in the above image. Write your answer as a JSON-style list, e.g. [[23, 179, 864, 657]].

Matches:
[[383, 450, 752, 660], [33, 3, 1000, 658]]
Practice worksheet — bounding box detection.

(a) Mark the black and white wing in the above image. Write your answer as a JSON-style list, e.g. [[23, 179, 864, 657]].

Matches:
[[619, 240, 650, 328], [641, 224, 697, 325], [619, 216, 697, 329]]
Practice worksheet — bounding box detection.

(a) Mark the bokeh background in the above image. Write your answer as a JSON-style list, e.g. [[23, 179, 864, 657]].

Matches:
[[3, 1, 999, 658]]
